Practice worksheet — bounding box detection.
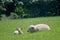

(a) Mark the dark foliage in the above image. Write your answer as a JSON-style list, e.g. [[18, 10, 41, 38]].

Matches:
[[0, 0, 59, 18]]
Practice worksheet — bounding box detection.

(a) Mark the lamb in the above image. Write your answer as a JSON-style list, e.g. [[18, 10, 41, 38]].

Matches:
[[14, 28, 23, 35], [27, 24, 51, 33], [14, 30, 19, 35]]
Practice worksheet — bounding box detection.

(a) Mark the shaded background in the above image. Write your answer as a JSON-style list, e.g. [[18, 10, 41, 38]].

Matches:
[[0, 0, 59, 19]]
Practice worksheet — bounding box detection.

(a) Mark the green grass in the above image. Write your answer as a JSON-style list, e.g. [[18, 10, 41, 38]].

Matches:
[[0, 16, 60, 40]]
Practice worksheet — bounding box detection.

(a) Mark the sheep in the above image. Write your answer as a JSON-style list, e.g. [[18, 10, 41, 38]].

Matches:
[[14, 28, 23, 35], [27, 24, 51, 33]]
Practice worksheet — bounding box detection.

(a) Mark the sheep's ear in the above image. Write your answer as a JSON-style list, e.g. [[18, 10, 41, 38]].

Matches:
[[31, 27, 34, 29], [16, 28, 18, 30]]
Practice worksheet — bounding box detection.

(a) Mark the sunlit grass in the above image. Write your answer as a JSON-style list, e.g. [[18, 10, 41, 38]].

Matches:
[[0, 16, 60, 40]]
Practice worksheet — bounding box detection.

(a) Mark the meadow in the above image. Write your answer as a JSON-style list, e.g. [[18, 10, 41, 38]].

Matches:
[[0, 16, 60, 40]]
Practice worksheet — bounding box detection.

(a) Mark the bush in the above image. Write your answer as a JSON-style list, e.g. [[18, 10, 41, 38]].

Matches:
[[1, 14, 8, 20], [9, 12, 19, 19]]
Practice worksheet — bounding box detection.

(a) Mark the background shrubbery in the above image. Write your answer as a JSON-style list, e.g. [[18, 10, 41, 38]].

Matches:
[[0, 0, 59, 19]]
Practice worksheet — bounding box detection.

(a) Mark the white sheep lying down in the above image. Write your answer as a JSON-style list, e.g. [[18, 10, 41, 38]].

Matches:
[[27, 24, 51, 32], [14, 28, 23, 35]]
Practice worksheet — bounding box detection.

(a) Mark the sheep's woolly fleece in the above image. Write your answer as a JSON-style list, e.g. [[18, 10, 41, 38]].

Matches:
[[27, 24, 51, 32], [14, 28, 23, 35]]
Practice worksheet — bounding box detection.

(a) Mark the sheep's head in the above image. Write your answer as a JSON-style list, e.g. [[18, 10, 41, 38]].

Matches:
[[16, 28, 23, 34], [27, 25, 36, 33]]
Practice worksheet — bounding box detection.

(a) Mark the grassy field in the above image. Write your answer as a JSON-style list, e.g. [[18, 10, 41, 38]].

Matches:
[[0, 16, 60, 40]]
